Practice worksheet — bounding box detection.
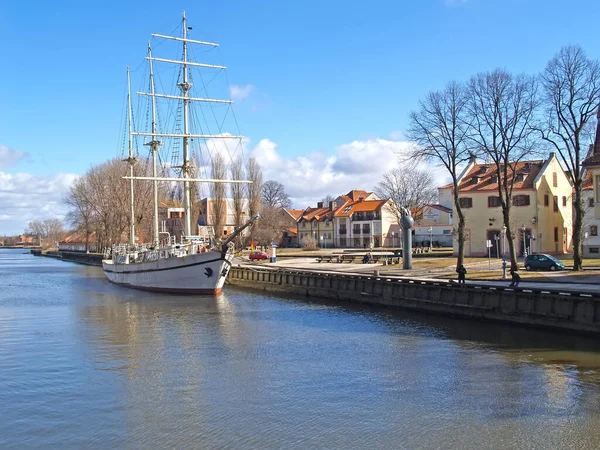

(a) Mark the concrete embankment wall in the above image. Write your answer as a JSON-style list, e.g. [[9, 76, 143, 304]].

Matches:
[[57, 251, 102, 266], [227, 267, 600, 335]]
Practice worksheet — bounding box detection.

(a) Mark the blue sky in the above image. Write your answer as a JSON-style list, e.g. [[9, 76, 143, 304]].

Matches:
[[2, 0, 600, 233]]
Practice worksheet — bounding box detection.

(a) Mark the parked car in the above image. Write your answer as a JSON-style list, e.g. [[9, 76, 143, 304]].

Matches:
[[524, 254, 565, 271], [249, 251, 269, 261]]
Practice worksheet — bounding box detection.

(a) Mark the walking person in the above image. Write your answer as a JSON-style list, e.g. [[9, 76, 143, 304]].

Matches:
[[509, 269, 521, 287], [457, 264, 467, 287]]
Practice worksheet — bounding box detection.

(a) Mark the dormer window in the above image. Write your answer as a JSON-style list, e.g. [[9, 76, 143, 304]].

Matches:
[[515, 173, 525, 182], [490, 175, 498, 184], [472, 176, 481, 184], [342, 206, 352, 214], [523, 162, 531, 171]]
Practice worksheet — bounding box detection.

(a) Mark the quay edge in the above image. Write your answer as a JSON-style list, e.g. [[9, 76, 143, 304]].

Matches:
[[227, 266, 600, 336]]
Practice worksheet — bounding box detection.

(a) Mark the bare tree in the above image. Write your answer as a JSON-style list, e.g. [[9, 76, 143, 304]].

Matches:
[[252, 205, 291, 246], [26, 219, 64, 249], [538, 45, 600, 270], [65, 177, 94, 252], [210, 153, 226, 243], [321, 194, 335, 206], [467, 69, 539, 271], [374, 164, 438, 225], [262, 180, 291, 208], [230, 156, 245, 249], [407, 81, 471, 269], [246, 157, 263, 240], [64, 157, 159, 250]]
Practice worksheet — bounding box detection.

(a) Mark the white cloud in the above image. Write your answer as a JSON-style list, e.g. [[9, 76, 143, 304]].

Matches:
[[248, 138, 450, 208], [229, 84, 255, 102], [0, 145, 28, 170], [0, 171, 78, 234]]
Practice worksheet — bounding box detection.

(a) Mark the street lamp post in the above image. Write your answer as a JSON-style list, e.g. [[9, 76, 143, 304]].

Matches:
[[391, 231, 395, 248], [494, 234, 500, 259], [501, 225, 507, 279], [427, 226, 433, 252]]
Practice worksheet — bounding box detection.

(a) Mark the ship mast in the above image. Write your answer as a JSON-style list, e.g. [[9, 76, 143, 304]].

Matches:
[[126, 67, 136, 246], [146, 44, 161, 246], [181, 11, 192, 237], [126, 11, 253, 245]]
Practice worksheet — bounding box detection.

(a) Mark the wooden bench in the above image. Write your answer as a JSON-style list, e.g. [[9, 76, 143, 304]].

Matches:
[[317, 255, 335, 263], [339, 255, 359, 263]]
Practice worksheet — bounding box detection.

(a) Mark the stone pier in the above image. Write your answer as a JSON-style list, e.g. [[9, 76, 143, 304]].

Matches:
[[227, 267, 600, 335]]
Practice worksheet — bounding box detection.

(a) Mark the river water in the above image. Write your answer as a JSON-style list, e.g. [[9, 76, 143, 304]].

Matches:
[[2, 249, 600, 449]]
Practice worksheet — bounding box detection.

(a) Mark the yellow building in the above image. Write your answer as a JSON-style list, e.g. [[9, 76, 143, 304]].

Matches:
[[439, 153, 573, 257]]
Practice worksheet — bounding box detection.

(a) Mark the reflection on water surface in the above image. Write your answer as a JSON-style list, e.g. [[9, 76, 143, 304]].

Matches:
[[2, 249, 600, 449]]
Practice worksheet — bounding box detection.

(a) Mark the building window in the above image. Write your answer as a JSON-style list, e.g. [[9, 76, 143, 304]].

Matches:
[[512, 195, 530, 207], [458, 197, 473, 208], [362, 225, 371, 234], [353, 225, 360, 234], [553, 196, 559, 212], [302, 221, 306, 228], [554, 227, 559, 243], [515, 173, 524, 182], [488, 196, 501, 207], [544, 194, 549, 207], [553, 172, 558, 187], [589, 198, 595, 208], [590, 247, 600, 254], [562, 196, 567, 207], [592, 225, 598, 237]]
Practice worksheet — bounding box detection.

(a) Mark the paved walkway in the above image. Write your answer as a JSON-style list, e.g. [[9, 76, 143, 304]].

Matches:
[[237, 256, 600, 295]]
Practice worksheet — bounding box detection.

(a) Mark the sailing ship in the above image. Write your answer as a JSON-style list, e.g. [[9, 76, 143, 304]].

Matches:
[[102, 12, 257, 295]]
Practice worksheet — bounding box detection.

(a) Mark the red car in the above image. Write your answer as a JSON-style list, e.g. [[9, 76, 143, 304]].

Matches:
[[249, 251, 269, 261]]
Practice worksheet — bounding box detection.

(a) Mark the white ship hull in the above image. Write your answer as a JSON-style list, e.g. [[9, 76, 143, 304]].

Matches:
[[102, 250, 233, 295]]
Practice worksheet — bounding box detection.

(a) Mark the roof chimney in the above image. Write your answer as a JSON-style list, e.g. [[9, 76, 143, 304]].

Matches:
[[329, 201, 334, 210], [317, 201, 323, 208]]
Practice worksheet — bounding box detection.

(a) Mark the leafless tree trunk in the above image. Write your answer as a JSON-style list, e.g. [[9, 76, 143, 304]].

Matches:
[[374, 163, 438, 225], [538, 45, 600, 271], [246, 157, 263, 241], [210, 153, 226, 243], [262, 180, 291, 208], [407, 81, 471, 270], [229, 156, 245, 249], [467, 69, 539, 271]]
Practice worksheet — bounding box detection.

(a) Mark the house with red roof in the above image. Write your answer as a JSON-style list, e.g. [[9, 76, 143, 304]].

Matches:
[[294, 190, 401, 248], [438, 153, 573, 257]]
